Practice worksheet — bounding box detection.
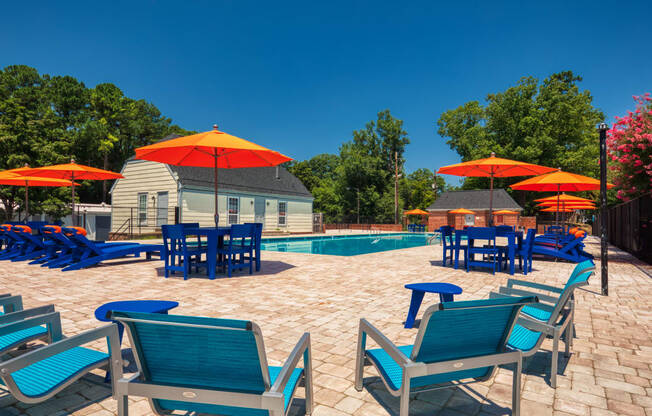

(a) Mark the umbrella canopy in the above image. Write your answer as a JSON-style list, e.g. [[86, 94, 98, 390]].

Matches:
[[18, 159, 123, 225], [534, 193, 594, 204], [404, 209, 429, 215], [135, 125, 292, 225], [438, 152, 556, 225], [537, 201, 596, 208], [493, 209, 518, 215], [540, 207, 575, 213], [512, 169, 613, 226], [0, 168, 77, 218], [449, 208, 475, 215]]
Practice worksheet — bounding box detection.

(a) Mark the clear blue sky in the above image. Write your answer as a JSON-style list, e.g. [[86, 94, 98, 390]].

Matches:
[[3, 1, 651, 185]]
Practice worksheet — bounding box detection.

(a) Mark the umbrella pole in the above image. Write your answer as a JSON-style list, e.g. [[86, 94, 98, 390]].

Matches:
[[488, 170, 494, 226], [24, 184, 29, 220], [214, 150, 219, 226], [71, 172, 76, 226]]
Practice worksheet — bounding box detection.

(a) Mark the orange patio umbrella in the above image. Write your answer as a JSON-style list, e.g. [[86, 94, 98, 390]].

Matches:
[[404, 209, 429, 216], [135, 125, 292, 225], [448, 208, 475, 215], [493, 209, 518, 215], [0, 166, 77, 218], [539, 207, 575, 213], [534, 193, 594, 204], [438, 152, 556, 225], [512, 169, 613, 226], [18, 159, 123, 225]]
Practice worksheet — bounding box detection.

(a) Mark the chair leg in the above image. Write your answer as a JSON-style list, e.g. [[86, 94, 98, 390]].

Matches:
[[513, 357, 522, 416], [399, 376, 410, 416], [354, 330, 366, 391], [117, 393, 129, 416], [551, 330, 560, 388]]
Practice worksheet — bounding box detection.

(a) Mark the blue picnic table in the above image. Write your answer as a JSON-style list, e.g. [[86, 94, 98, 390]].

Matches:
[[404, 282, 463, 328], [453, 228, 523, 275], [182, 227, 231, 279]]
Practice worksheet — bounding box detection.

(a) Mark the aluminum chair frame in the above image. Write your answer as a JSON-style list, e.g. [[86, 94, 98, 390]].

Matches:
[[355, 299, 537, 416], [0, 305, 62, 355], [111, 314, 313, 416], [0, 323, 121, 404], [0, 294, 23, 315]]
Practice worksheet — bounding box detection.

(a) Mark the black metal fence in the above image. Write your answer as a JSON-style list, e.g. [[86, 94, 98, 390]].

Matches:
[[593, 194, 652, 264], [109, 206, 178, 240]]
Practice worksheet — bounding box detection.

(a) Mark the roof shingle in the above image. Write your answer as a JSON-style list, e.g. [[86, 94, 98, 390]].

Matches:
[[427, 189, 522, 211]]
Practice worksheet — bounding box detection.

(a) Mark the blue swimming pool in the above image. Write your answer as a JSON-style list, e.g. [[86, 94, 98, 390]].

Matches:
[[260, 233, 440, 256]]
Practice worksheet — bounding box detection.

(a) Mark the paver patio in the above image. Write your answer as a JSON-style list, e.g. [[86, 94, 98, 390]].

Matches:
[[0, 236, 650, 416]]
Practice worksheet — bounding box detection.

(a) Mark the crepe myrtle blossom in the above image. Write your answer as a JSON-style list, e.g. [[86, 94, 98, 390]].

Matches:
[[607, 94, 652, 201]]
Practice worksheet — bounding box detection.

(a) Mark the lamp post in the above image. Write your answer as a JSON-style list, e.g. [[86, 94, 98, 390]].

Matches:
[[599, 123, 609, 296]]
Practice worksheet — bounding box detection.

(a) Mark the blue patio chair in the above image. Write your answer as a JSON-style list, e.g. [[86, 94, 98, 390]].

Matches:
[[163, 224, 207, 280], [515, 228, 536, 275], [489, 260, 595, 387], [439, 226, 454, 266], [59, 227, 162, 271], [355, 296, 538, 416], [466, 227, 501, 274], [10, 227, 48, 262], [0, 294, 23, 316], [0, 304, 62, 356], [532, 232, 593, 263], [245, 222, 263, 272], [218, 224, 255, 278], [110, 311, 313, 416], [495, 225, 514, 233], [0, 323, 121, 405]]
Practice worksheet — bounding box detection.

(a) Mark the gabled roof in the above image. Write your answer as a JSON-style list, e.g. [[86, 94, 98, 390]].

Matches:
[[427, 189, 522, 211], [128, 135, 312, 198]]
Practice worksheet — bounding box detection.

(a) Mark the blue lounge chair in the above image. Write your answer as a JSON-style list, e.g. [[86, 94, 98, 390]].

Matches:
[[0, 323, 121, 405], [110, 311, 313, 416], [10, 227, 48, 262], [60, 227, 162, 271], [490, 260, 595, 387], [466, 227, 501, 274], [0, 305, 62, 356], [532, 233, 593, 263], [355, 296, 538, 416]]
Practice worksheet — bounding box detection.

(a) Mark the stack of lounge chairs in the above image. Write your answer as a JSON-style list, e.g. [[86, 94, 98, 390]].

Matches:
[[0, 222, 162, 271], [532, 226, 594, 263]]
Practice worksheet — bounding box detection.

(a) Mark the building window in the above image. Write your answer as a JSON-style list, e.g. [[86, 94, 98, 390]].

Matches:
[[495, 215, 504, 224], [464, 214, 475, 226], [228, 197, 239, 225], [278, 201, 287, 226], [137, 193, 148, 225]]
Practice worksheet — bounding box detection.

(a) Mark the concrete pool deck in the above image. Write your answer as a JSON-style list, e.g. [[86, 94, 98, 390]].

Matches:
[[0, 236, 650, 415]]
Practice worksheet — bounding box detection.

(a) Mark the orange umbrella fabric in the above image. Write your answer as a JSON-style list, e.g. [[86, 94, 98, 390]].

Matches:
[[534, 193, 594, 203], [404, 209, 429, 215], [438, 152, 556, 225], [493, 209, 518, 215], [540, 207, 575, 212], [135, 126, 292, 225], [18, 159, 123, 225], [537, 201, 596, 208], [510, 170, 613, 192], [0, 167, 78, 218], [449, 208, 475, 215]]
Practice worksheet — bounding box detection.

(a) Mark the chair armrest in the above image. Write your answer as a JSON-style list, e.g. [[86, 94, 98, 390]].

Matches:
[[0, 305, 56, 327], [358, 319, 410, 366], [498, 287, 558, 304], [269, 332, 311, 394], [0, 295, 23, 314], [506, 279, 563, 294], [0, 324, 120, 375]]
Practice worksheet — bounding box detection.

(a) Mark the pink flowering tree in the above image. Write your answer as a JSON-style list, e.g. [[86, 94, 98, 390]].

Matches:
[[606, 93, 652, 201]]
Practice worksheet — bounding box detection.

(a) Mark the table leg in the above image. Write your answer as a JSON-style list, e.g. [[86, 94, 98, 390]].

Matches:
[[404, 290, 425, 329], [509, 235, 515, 275], [208, 233, 216, 280], [439, 293, 455, 303], [454, 234, 460, 269]]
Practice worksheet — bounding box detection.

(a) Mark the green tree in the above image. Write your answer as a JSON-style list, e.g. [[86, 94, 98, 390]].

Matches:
[[437, 71, 604, 213], [400, 169, 447, 212]]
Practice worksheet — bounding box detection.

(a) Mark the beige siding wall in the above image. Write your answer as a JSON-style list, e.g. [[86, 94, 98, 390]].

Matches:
[[181, 189, 312, 232], [110, 161, 178, 233]]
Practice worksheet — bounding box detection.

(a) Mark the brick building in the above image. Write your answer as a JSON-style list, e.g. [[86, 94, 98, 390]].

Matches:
[[427, 189, 525, 230]]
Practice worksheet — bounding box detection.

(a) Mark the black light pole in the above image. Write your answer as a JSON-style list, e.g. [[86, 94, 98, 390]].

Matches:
[[599, 123, 609, 296]]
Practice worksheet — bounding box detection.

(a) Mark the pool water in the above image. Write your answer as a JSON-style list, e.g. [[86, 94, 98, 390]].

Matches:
[[260, 233, 440, 256]]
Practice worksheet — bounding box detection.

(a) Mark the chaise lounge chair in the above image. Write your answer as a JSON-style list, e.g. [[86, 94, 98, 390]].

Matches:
[[532, 232, 593, 263], [110, 311, 313, 416], [490, 260, 595, 387], [59, 227, 162, 271], [0, 294, 23, 315], [0, 304, 62, 356], [355, 296, 538, 416]]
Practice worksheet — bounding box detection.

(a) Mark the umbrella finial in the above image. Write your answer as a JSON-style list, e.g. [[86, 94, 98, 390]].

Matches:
[[213, 124, 219, 131], [70, 158, 76, 164], [23, 163, 29, 168], [490, 152, 496, 157]]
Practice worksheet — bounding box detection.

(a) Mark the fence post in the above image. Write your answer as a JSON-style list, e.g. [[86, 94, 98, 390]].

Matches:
[[599, 123, 609, 296]]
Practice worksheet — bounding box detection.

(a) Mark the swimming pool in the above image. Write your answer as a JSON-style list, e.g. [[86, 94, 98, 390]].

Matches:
[[260, 233, 440, 256]]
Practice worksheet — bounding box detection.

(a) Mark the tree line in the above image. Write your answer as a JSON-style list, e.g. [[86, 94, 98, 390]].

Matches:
[[0, 65, 192, 220]]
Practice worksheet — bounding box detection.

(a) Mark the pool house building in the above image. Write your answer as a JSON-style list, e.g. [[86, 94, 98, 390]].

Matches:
[[427, 189, 523, 230], [109, 158, 313, 235]]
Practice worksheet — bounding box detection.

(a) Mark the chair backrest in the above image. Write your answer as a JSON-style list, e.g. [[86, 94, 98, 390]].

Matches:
[[228, 224, 255, 249], [412, 296, 538, 376], [495, 225, 513, 233], [244, 223, 263, 245], [111, 311, 271, 399], [179, 222, 200, 229], [466, 227, 496, 243], [522, 228, 536, 253], [62, 227, 99, 253], [439, 226, 453, 247], [551, 259, 595, 312]]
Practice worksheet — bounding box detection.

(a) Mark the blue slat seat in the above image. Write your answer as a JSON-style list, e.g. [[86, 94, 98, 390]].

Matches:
[[0, 326, 48, 352]]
